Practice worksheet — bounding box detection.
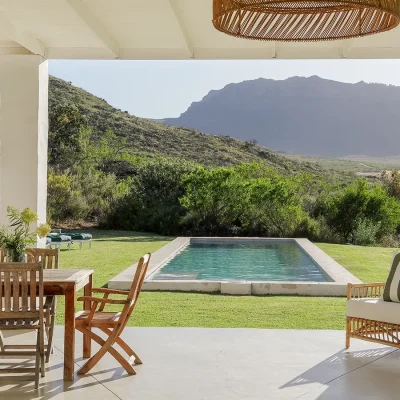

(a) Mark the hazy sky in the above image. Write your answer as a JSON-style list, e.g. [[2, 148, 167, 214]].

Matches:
[[49, 59, 400, 119]]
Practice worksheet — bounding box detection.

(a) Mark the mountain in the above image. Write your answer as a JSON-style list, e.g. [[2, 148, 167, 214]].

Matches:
[[162, 76, 400, 158], [49, 76, 308, 172]]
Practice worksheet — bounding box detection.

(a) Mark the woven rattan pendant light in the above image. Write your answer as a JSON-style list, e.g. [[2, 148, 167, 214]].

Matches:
[[212, 0, 400, 41]]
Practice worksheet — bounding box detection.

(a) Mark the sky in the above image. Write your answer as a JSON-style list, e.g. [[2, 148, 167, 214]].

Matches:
[[49, 59, 400, 119]]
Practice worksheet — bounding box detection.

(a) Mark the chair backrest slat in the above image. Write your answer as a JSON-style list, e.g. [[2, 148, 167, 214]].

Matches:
[[118, 254, 150, 333], [0, 270, 2, 310], [26, 248, 58, 270], [4, 271, 11, 312], [0, 263, 43, 318], [21, 270, 28, 311], [30, 265, 37, 311], [13, 270, 19, 312]]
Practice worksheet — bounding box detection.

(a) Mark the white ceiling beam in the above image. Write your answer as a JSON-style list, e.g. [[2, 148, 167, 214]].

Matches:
[[168, 0, 194, 58], [0, 47, 31, 56], [0, 13, 45, 57], [66, 0, 120, 58]]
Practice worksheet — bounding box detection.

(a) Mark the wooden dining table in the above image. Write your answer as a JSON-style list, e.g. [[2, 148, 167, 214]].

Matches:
[[42, 269, 94, 381]]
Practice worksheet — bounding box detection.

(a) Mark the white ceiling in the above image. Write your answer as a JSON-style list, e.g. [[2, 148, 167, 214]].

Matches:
[[1, 0, 400, 60]]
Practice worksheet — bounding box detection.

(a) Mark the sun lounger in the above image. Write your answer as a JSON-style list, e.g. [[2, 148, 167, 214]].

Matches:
[[46, 234, 72, 250], [62, 233, 93, 249]]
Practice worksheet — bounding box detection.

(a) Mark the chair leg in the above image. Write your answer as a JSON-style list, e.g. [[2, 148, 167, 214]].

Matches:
[[346, 317, 351, 349], [77, 328, 136, 375], [46, 310, 56, 363], [116, 337, 142, 364], [35, 330, 41, 389], [0, 331, 5, 352], [39, 327, 45, 377], [100, 328, 142, 364]]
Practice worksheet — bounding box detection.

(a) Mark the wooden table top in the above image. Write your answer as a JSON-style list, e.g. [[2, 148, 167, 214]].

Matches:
[[42, 269, 93, 284], [42, 269, 93, 293], [0, 269, 93, 294]]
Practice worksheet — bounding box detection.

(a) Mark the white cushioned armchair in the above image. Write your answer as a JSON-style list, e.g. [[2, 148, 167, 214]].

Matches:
[[346, 283, 400, 348]]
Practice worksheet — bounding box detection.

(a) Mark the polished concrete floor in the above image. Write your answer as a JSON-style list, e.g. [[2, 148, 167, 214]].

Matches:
[[0, 327, 399, 399]]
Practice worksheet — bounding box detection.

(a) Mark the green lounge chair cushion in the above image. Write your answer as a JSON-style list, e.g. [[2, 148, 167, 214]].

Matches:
[[63, 233, 92, 240], [46, 234, 71, 243]]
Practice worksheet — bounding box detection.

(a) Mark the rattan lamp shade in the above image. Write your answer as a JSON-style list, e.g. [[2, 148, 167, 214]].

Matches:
[[212, 0, 400, 41]]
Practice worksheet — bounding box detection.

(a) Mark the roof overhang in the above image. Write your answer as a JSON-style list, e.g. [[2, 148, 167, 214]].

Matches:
[[1, 0, 400, 60]]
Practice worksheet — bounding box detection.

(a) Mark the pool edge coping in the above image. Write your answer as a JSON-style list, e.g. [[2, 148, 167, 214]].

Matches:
[[108, 237, 361, 296]]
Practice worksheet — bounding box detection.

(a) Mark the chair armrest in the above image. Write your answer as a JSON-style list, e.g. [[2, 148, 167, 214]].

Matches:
[[77, 296, 129, 305], [91, 287, 129, 296], [347, 283, 385, 300]]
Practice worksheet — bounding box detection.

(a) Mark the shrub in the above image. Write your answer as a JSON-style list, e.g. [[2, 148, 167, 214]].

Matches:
[[320, 179, 400, 244], [180, 167, 246, 235], [180, 164, 306, 237], [350, 218, 381, 246], [47, 168, 130, 223], [107, 158, 196, 235], [379, 234, 400, 248]]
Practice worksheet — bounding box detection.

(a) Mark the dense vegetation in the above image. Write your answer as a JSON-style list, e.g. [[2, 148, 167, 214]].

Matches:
[[47, 77, 400, 246]]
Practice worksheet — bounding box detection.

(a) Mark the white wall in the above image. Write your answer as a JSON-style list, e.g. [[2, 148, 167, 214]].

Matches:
[[0, 55, 48, 245]]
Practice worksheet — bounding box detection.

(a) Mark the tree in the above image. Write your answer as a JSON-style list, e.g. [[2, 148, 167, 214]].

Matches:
[[242, 177, 305, 237], [48, 103, 90, 170], [180, 167, 247, 234]]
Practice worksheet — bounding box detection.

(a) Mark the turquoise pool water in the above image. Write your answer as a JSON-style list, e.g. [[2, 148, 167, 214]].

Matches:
[[152, 241, 331, 282]]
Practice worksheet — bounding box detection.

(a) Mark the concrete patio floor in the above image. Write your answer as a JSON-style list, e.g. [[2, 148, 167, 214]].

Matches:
[[0, 327, 399, 399]]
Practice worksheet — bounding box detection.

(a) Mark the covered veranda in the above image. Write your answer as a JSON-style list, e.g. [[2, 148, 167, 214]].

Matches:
[[1, 0, 400, 398]]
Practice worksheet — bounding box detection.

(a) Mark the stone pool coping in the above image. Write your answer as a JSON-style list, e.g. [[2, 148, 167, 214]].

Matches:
[[108, 237, 361, 296]]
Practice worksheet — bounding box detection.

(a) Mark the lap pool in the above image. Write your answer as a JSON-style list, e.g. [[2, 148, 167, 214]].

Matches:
[[109, 237, 362, 296], [150, 240, 332, 282]]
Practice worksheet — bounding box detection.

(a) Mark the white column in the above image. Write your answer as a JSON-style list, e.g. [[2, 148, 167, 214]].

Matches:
[[0, 55, 48, 245]]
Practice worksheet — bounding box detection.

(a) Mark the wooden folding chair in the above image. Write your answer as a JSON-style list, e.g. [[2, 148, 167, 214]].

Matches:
[[75, 253, 151, 375], [26, 248, 58, 362], [0, 262, 45, 389]]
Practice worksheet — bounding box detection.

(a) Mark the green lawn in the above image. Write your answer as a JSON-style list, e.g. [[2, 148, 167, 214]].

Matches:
[[317, 243, 393, 283], [54, 231, 397, 330]]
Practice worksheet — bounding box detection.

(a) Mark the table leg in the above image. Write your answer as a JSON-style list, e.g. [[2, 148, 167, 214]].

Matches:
[[64, 286, 76, 381], [83, 275, 93, 359]]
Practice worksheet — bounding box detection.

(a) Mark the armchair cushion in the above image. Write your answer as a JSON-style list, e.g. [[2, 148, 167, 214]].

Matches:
[[347, 297, 400, 325], [382, 251, 400, 302]]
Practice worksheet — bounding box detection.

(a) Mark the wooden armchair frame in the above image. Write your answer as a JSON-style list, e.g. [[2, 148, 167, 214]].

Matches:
[[0, 262, 45, 389], [75, 253, 151, 375], [26, 248, 59, 362], [345, 283, 400, 348]]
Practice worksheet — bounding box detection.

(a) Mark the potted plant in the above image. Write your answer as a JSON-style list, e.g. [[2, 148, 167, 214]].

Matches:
[[0, 206, 51, 262]]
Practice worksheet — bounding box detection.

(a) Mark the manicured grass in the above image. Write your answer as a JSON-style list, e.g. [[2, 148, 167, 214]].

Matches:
[[316, 243, 395, 283], [54, 231, 396, 329], [131, 293, 345, 329]]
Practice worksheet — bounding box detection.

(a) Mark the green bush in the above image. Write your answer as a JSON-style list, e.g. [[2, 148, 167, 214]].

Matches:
[[48, 168, 130, 223], [180, 164, 306, 237], [107, 158, 196, 235], [320, 179, 400, 244], [350, 218, 381, 246], [379, 234, 400, 248]]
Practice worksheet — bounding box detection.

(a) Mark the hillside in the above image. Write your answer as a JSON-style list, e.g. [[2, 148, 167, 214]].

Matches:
[[163, 76, 400, 158], [49, 76, 400, 180], [49, 76, 304, 171]]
